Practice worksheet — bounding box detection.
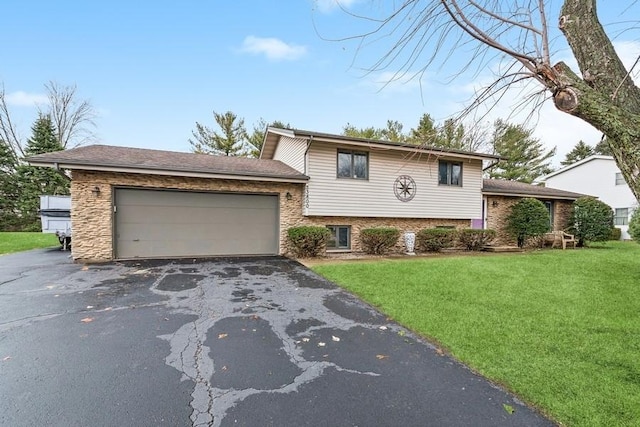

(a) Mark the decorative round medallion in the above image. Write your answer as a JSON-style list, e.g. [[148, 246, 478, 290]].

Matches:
[[393, 175, 416, 202]]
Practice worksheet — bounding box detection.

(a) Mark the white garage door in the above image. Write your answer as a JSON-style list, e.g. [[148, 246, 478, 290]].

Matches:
[[114, 189, 279, 259]]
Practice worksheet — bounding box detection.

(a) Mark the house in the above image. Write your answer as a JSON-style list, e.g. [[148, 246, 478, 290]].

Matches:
[[481, 179, 584, 245], [27, 127, 578, 261], [539, 155, 638, 239]]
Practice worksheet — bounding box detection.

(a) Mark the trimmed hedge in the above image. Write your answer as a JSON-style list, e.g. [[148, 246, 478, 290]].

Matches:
[[416, 228, 457, 252], [287, 226, 330, 258], [569, 197, 614, 246], [459, 229, 496, 251], [506, 198, 550, 248], [610, 227, 622, 241], [360, 227, 400, 255]]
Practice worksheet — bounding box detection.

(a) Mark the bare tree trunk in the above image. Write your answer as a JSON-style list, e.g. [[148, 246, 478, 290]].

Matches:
[[550, 0, 640, 200]]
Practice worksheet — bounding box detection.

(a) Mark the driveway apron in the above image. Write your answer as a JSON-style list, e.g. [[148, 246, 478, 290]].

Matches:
[[0, 250, 554, 427]]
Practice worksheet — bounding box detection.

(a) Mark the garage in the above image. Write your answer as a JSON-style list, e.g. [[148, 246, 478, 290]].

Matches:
[[114, 188, 279, 259]]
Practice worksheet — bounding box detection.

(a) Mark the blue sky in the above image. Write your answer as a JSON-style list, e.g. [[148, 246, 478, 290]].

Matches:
[[2, 1, 639, 165]]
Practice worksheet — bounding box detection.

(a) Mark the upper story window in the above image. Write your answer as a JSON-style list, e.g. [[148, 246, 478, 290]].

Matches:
[[337, 150, 368, 179], [438, 160, 462, 186], [615, 172, 626, 186]]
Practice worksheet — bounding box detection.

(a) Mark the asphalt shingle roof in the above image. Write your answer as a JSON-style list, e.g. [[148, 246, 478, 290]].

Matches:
[[482, 179, 586, 199], [27, 145, 308, 181]]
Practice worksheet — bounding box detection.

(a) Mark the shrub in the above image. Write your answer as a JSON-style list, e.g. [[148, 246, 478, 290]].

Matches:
[[287, 226, 331, 258], [629, 209, 640, 243], [569, 197, 614, 247], [416, 228, 457, 252], [506, 198, 550, 248], [458, 229, 496, 251], [609, 227, 622, 241], [359, 227, 400, 255]]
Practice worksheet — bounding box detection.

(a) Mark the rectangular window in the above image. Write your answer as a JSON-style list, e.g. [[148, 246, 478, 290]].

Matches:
[[614, 208, 629, 226], [544, 201, 554, 229], [615, 172, 626, 186], [337, 150, 368, 179], [326, 225, 350, 250], [438, 160, 462, 186]]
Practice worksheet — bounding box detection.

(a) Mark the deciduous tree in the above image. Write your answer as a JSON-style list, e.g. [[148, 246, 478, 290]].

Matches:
[[331, 1, 640, 201]]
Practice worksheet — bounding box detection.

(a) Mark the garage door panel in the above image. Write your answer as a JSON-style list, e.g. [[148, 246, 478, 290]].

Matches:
[[115, 189, 279, 258]]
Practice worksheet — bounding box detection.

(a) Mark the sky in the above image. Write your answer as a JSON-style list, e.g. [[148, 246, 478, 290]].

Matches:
[[2, 0, 639, 167]]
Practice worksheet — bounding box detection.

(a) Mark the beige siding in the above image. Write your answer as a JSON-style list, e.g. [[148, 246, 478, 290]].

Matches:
[[306, 143, 483, 219], [273, 136, 307, 173]]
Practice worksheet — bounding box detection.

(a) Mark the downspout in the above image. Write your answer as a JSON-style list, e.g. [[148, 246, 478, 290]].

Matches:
[[53, 162, 71, 182], [303, 135, 314, 175]]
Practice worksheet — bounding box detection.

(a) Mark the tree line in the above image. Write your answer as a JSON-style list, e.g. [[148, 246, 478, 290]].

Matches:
[[0, 82, 96, 231]]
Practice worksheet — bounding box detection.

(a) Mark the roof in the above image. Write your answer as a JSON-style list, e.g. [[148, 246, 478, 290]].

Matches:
[[261, 127, 502, 162], [27, 145, 309, 183], [482, 179, 587, 200], [539, 155, 614, 181]]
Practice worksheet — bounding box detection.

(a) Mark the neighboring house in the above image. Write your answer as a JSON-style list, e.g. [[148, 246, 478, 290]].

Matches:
[[539, 155, 638, 239], [481, 179, 584, 245], [27, 127, 579, 261]]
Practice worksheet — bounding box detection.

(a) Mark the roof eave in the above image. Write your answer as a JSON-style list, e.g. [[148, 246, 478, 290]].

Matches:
[[27, 160, 309, 184], [482, 190, 582, 200]]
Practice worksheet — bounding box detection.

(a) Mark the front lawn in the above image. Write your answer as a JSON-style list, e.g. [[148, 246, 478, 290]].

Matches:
[[312, 242, 640, 426], [0, 232, 60, 255]]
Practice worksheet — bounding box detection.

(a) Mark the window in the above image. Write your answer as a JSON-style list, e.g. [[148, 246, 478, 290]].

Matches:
[[544, 201, 554, 229], [614, 208, 629, 226], [615, 172, 626, 186], [438, 161, 462, 186], [337, 150, 368, 179], [327, 225, 350, 250]]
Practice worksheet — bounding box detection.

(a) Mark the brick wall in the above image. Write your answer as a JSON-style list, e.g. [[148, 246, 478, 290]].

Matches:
[[485, 195, 574, 246]]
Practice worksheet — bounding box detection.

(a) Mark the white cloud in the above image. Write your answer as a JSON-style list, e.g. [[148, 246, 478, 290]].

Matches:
[[314, 0, 361, 14], [5, 91, 48, 107], [240, 36, 307, 61]]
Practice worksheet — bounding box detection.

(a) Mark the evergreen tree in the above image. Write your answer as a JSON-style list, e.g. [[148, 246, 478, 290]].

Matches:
[[342, 120, 407, 142], [561, 140, 594, 166], [15, 114, 69, 231], [488, 119, 556, 183], [189, 111, 247, 156], [0, 139, 20, 230], [594, 137, 613, 156], [409, 113, 438, 145], [246, 119, 290, 158]]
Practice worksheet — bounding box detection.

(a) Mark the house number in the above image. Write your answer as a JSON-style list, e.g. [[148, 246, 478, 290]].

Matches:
[[393, 175, 416, 202]]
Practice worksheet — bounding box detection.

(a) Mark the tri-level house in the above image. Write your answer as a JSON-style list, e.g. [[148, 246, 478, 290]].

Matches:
[[539, 155, 638, 239], [28, 127, 581, 261]]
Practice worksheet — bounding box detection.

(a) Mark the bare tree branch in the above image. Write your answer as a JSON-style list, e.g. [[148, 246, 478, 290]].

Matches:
[[43, 81, 97, 149]]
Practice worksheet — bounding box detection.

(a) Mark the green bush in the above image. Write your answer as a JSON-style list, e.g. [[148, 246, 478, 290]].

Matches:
[[629, 209, 640, 243], [287, 226, 331, 258], [569, 197, 614, 247], [359, 227, 400, 255], [506, 198, 550, 248], [416, 228, 458, 252], [458, 229, 496, 251], [609, 227, 622, 241]]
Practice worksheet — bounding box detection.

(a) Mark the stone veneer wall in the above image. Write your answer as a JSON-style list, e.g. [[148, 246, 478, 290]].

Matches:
[[302, 217, 470, 254], [71, 170, 478, 261], [485, 195, 574, 246], [70, 171, 305, 262]]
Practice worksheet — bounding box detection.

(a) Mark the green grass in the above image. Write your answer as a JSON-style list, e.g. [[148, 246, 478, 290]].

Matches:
[[313, 242, 640, 426], [0, 232, 60, 255]]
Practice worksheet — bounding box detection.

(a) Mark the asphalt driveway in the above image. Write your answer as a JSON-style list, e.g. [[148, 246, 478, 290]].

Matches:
[[0, 249, 554, 427]]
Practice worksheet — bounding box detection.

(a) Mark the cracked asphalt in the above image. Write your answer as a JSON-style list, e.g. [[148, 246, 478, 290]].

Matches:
[[0, 249, 554, 427]]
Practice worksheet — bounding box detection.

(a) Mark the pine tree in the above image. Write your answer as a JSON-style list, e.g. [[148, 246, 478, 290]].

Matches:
[[246, 119, 290, 158], [561, 140, 594, 166], [189, 111, 247, 156], [409, 113, 438, 145], [488, 119, 556, 183], [594, 137, 613, 156], [15, 114, 69, 231], [0, 139, 20, 230]]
